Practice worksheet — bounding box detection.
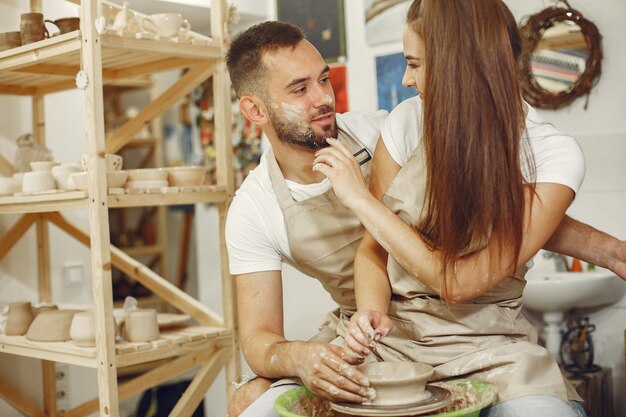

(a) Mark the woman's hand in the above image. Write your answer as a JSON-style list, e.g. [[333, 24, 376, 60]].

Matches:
[[293, 342, 374, 403], [313, 138, 373, 210], [343, 310, 394, 364]]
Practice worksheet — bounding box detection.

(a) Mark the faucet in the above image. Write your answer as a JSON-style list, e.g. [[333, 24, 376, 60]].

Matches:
[[543, 251, 570, 272]]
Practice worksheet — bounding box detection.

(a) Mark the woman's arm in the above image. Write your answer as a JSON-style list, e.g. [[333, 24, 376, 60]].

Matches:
[[314, 139, 575, 303], [341, 137, 399, 360]]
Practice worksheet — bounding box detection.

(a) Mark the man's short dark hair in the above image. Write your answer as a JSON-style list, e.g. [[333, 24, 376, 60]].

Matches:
[[226, 21, 305, 98]]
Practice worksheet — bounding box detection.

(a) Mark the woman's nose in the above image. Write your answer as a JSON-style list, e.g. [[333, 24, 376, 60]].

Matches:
[[402, 68, 414, 88]]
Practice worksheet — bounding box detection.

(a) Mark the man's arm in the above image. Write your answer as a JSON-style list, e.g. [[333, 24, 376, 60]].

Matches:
[[544, 215, 626, 280], [235, 270, 372, 402]]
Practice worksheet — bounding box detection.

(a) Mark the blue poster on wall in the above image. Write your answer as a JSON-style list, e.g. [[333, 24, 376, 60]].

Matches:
[[375, 52, 417, 112]]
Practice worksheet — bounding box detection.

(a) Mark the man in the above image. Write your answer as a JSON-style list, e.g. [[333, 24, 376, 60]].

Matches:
[[224, 21, 626, 416]]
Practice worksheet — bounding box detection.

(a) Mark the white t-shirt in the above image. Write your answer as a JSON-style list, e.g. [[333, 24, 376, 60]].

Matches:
[[380, 96, 585, 192], [226, 110, 388, 275]]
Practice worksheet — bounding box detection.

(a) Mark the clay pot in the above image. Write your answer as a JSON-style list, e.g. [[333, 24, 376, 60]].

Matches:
[[20, 13, 49, 45], [124, 308, 159, 342], [25, 309, 78, 342], [358, 361, 434, 406], [69, 311, 95, 347], [45, 17, 80, 36], [5, 301, 34, 336], [0, 31, 21, 52]]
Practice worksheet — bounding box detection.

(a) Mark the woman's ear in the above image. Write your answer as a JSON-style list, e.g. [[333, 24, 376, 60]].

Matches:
[[239, 96, 268, 126]]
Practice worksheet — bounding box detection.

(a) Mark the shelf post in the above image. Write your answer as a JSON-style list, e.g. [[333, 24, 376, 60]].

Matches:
[[80, 0, 120, 416], [211, 0, 241, 400]]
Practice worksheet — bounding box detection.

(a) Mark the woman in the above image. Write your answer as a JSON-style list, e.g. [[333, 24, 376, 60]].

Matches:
[[313, 0, 586, 415]]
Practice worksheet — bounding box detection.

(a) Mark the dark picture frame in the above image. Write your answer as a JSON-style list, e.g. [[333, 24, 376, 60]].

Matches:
[[277, 0, 347, 63]]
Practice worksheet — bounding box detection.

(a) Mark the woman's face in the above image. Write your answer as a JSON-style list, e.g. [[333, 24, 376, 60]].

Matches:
[[402, 26, 426, 95]]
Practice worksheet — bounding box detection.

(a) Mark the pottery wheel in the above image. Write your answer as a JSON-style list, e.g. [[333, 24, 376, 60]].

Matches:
[[330, 385, 452, 416]]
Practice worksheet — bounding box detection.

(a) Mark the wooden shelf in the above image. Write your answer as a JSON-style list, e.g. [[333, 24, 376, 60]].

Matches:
[[0, 30, 221, 96], [0, 326, 232, 369], [0, 187, 228, 214], [0, 0, 238, 415]]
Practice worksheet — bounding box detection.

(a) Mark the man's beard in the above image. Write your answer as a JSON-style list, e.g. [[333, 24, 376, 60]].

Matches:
[[268, 104, 337, 150]]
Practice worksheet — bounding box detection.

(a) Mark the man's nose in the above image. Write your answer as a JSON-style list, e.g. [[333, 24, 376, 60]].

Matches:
[[311, 83, 332, 107]]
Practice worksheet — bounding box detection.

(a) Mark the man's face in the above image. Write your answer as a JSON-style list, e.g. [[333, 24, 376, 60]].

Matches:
[[261, 40, 337, 150]]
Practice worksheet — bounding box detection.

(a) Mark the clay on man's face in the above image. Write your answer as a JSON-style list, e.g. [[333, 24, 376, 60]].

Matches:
[[263, 40, 337, 150]]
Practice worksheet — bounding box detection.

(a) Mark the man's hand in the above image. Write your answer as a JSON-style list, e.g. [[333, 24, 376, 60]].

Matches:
[[343, 310, 393, 364], [293, 343, 374, 403]]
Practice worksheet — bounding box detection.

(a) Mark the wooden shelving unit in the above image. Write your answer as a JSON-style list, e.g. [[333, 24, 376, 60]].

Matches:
[[0, 1, 239, 416]]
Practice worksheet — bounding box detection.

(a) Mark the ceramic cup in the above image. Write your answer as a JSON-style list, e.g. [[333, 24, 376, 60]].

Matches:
[[124, 308, 159, 342], [140, 13, 190, 38], [358, 361, 434, 406], [5, 301, 34, 336], [20, 13, 49, 44], [0, 31, 22, 52], [30, 161, 56, 172], [45, 17, 80, 36], [69, 311, 95, 346], [0, 176, 19, 196]]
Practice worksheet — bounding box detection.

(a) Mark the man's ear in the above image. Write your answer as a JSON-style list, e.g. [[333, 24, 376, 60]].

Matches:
[[239, 96, 268, 125]]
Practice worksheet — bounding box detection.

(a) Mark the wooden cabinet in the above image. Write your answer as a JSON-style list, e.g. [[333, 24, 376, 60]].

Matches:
[[0, 1, 239, 416]]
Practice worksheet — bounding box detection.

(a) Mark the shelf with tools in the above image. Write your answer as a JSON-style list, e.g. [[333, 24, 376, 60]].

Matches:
[[0, 0, 239, 416]]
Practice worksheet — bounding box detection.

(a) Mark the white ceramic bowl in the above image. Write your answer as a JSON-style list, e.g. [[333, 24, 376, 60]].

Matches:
[[0, 176, 19, 196], [30, 161, 57, 172], [51, 163, 81, 190], [68, 171, 128, 190], [126, 168, 168, 182], [166, 166, 207, 186], [80, 153, 123, 171], [107, 170, 128, 188], [22, 171, 56, 193], [68, 171, 88, 190], [358, 362, 434, 406]]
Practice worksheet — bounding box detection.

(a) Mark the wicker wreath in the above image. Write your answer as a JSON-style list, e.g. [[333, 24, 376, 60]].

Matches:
[[519, 0, 602, 110]]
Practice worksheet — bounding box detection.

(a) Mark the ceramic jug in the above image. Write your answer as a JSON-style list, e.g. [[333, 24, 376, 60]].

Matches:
[[20, 13, 49, 44], [0, 31, 21, 52]]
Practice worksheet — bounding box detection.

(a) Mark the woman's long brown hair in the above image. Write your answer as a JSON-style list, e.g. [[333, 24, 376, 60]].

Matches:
[[407, 0, 533, 296]]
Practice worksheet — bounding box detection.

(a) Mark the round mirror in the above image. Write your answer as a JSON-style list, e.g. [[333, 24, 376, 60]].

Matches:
[[519, 1, 602, 109]]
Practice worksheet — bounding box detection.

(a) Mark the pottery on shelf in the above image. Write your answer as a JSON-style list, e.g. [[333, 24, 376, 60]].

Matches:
[[51, 163, 81, 190], [31, 304, 58, 318], [166, 166, 207, 187], [5, 301, 34, 336], [25, 309, 79, 342], [124, 308, 159, 343], [358, 361, 434, 406], [69, 311, 95, 347]]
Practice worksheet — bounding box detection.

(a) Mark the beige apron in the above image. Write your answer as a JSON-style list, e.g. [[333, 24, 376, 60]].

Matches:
[[336, 143, 578, 402], [268, 128, 371, 342]]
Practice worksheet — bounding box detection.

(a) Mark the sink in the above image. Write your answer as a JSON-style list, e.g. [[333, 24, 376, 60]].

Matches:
[[523, 266, 626, 359]]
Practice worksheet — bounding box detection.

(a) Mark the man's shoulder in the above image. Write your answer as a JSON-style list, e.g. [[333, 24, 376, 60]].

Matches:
[[229, 152, 278, 218]]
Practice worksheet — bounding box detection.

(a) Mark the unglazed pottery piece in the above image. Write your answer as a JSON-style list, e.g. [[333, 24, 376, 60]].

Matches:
[[330, 385, 451, 416], [124, 308, 159, 342], [358, 361, 434, 406], [5, 301, 34, 335], [25, 310, 79, 342], [69, 311, 95, 346]]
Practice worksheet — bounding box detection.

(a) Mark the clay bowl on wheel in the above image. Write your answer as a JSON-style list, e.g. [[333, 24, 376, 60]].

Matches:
[[358, 361, 434, 406]]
